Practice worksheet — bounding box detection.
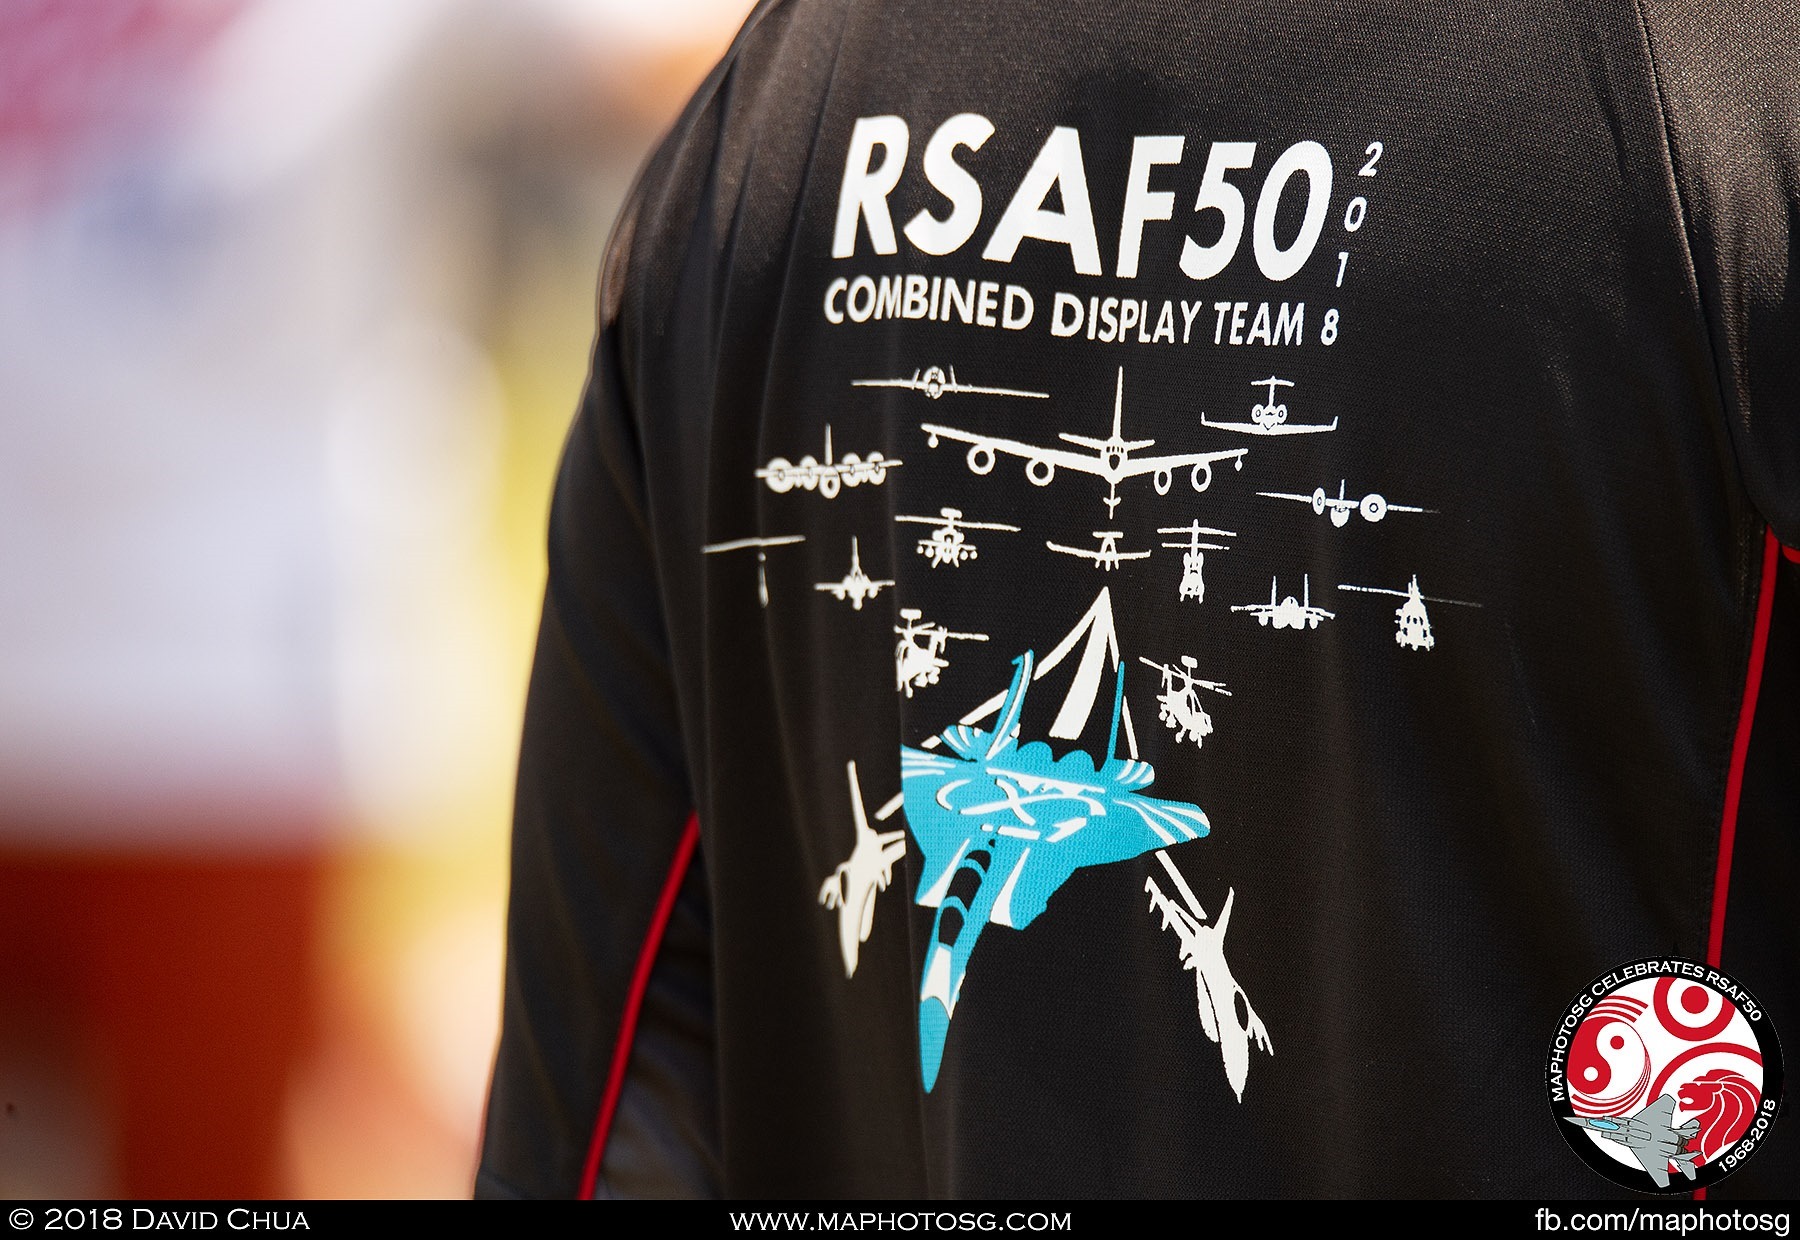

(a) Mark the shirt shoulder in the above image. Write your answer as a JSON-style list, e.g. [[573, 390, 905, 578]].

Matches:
[[1638, 0, 1800, 543]]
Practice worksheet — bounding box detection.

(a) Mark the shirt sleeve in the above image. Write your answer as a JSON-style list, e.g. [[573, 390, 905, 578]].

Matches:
[[1638, 0, 1800, 546], [475, 175, 718, 1198]]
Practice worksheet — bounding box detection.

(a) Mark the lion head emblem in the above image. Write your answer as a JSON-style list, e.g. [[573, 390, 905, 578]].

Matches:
[[1678, 1069, 1760, 1163]]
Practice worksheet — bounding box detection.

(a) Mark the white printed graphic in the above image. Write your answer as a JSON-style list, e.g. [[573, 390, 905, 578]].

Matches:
[[1046, 530, 1151, 572], [896, 507, 1021, 568], [1337, 575, 1480, 651], [815, 537, 895, 611], [818, 760, 909, 978], [701, 534, 806, 607], [1145, 850, 1272, 1102], [1257, 479, 1430, 527], [918, 586, 1140, 758], [1158, 521, 1236, 602], [1138, 656, 1231, 749], [1201, 377, 1337, 437], [854, 364, 1048, 402], [759, 425, 901, 498], [895, 608, 989, 698], [1232, 575, 1334, 630], [921, 366, 1247, 515]]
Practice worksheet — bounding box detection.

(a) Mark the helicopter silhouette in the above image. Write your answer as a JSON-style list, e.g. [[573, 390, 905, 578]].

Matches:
[[759, 425, 900, 498], [1338, 575, 1479, 650], [1232, 575, 1335, 630], [1139, 654, 1231, 749], [854, 364, 1047, 401], [895, 507, 1021, 568], [814, 537, 895, 610], [1258, 478, 1430, 527], [1046, 530, 1152, 571], [921, 367, 1247, 516], [1201, 376, 1338, 436], [1158, 520, 1236, 602], [894, 608, 988, 697]]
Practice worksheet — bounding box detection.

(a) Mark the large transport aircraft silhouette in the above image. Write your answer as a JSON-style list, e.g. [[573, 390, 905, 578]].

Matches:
[[922, 367, 1247, 515]]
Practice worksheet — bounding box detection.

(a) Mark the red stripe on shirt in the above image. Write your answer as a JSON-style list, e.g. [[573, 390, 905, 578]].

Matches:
[[579, 811, 702, 1199]]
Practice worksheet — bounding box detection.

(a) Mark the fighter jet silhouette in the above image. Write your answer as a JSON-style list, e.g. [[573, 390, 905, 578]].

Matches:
[[814, 536, 894, 610], [1144, 851, 1271, 1101], [1565, 1095, 1702, 1188], [900, 642, 1211, 1089], [818, 761, 907, 978]]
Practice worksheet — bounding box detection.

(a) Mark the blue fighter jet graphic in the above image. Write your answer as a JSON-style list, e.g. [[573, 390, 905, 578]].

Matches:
[[900, 643, 1212, 1089]]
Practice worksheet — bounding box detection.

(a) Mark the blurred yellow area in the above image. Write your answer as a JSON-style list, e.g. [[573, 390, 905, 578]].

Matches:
[[0, 0, 755, 1198], [288, 199, 613, 1199]]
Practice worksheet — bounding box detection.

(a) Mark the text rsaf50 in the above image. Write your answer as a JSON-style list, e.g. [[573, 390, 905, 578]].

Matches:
[[833, 115, 1375, 280]]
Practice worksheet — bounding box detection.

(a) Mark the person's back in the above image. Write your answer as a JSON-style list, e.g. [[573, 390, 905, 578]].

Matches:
[[479, 0, 1800, 1198]]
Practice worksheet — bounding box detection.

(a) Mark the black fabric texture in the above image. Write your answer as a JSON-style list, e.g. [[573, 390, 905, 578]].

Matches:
[[1636, 0, 1800, 546], [594, 852, 723, 1199], [1715, 556, 1799, 1202]]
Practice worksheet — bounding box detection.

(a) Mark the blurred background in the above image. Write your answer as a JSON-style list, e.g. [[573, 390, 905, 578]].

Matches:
[[0, 0, 755, 1198]]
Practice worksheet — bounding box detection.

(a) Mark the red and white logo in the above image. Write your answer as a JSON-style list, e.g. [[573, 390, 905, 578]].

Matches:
[[1548, 960, 1782, 1193]]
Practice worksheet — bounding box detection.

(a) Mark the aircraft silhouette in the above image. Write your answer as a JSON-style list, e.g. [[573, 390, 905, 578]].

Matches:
[[1158, 521, 1235, 602], [1231, 575, 1335, 630], [1201, 376, 1337, 436], [818, 761, 908, 978], [1565, 1095, 1701, 1188], [759, 425, 900, 498], [1144, 850, 1272, 1101], [922, 367, 1247, 515], [900, 642, 1212, 1089], [815, 537, 894, 610], [1257, 478, 1429, 527], [1138, 654, 1230, 748], [1046, 530, 1152, 571], [894, 608, 988, 698], [700, 533, 806, 607], [854, 364, 1047, 401], [1338, 575, 1479, 650], [896, 507, 1020, 568]]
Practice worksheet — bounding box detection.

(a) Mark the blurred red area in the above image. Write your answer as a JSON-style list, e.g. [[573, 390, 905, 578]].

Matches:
[[0, 848, 320, 1197]]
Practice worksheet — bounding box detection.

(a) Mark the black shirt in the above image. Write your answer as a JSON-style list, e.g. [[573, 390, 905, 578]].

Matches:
[[479, 0, 1800, 1198]]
